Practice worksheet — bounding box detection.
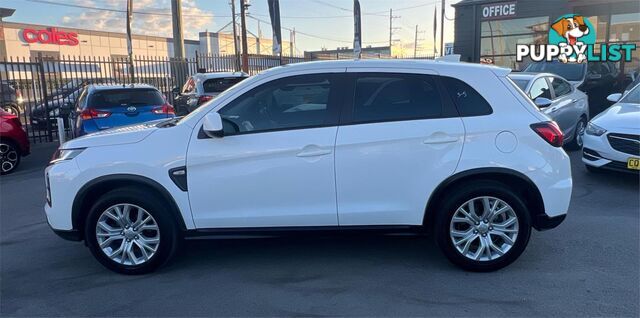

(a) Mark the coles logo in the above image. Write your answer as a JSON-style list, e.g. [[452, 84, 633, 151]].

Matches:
[[22, 28, 79, 46]]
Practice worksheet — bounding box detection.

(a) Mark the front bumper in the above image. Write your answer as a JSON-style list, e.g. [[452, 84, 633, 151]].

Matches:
[[51, 227, 82, 241], [582, 131, 640, 173]]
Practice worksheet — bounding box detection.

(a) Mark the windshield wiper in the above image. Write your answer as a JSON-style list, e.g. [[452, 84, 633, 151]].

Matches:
[[156, 117, 181, 128]]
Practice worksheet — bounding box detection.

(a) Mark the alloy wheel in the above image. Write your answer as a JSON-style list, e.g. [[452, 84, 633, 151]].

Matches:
[[449, 196, 519, 261], [0, 143, 19, 173], [96, 203, 160, 266]]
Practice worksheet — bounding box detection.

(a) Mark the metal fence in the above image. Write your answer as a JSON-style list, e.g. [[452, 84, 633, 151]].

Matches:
[[0, 52, 434, 143]]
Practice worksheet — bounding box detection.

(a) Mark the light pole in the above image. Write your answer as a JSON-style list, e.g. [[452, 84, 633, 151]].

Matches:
[[240, 0, 250, 73]]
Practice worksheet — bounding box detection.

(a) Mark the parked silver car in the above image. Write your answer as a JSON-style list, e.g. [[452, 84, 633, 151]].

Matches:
[[509, 72, 589, 149]]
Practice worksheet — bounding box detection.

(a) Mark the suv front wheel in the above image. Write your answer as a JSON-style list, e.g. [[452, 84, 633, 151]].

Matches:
[[435, 180, 532, 272], [85, 187, 179, 275]]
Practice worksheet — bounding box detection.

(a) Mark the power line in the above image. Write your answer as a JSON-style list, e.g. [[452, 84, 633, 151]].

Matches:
[[16, 0, 230, 18], [247, 15, 387, 46]]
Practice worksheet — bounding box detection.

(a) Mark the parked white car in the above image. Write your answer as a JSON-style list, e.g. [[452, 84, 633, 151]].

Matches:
[[582, 84, 640, 173], [45, 60, 572, 274]]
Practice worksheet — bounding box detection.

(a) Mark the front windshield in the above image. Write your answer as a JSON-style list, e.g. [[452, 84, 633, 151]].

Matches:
[[620, 84, 640, 104], [524, 61, 586, 82]]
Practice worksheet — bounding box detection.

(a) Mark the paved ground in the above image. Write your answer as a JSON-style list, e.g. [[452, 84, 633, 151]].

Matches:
[[1, 143, 638, 317]]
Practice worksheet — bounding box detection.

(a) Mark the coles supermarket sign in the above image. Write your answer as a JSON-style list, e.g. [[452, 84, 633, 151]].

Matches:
[[22, 27, 79, 46]]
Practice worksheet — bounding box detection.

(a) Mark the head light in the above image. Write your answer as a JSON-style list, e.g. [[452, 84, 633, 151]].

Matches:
[[49, 108, 60, 117], [585, 122, 607, 136], [50, 148, 85, 164]]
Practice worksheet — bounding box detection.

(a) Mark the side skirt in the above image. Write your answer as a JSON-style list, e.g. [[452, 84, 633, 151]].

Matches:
[[184, 225, 427, 240]]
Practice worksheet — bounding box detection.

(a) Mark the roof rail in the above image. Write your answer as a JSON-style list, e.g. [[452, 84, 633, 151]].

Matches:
[[435, 54, 461, 63]]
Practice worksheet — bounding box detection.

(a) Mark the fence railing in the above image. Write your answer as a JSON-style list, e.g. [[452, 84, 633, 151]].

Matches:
[[0, 52, 434, 143]]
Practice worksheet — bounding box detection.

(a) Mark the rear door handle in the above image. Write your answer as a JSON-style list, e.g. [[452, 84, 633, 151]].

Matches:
[[423, 134, 459, 145], [296, 147, 332, 157]]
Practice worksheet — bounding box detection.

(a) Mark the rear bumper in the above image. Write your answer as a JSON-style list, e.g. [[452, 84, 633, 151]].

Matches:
[[533, 214, 566, 231]]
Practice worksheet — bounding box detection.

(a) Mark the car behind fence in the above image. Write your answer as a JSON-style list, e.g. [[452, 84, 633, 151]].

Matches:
[[0, 52, 434, 143]]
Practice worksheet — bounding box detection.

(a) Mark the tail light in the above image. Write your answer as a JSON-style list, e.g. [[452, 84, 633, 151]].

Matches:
[[531, 121, 564, 147], [80, 108, 111, 120], [197, 95, 214, 106], [152, 103, 175, 115]]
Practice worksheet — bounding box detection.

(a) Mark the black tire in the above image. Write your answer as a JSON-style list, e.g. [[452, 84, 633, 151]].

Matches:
[[566, 117, 587, 150], [2, 104, 20, 117], [434, 180, 532, 272], [84, 187, 179, 275], [0, 140, 21, 175]]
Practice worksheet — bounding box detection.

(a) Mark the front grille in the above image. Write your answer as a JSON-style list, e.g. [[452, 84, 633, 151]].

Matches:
[[607, 133, 640, 156]]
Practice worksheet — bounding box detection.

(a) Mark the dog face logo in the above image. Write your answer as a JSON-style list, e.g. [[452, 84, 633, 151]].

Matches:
[[549, 15, 593, 63], [551, 15, 590, 46]]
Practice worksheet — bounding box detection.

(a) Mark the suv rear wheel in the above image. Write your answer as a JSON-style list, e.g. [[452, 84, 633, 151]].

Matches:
[[435, 180, 531, 272], [85, 187, 179, 275]]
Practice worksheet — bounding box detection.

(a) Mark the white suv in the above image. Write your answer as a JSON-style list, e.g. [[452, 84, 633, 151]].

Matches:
[[45, 60, 572, 274]]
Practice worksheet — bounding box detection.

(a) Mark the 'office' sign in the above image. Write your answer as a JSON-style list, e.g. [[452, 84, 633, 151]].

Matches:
[[481, 2, 517, 20]]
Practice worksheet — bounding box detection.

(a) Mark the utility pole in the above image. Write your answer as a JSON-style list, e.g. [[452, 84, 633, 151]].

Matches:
[[240, 0, 249, 73], [126, 0, 135, 83], [230, 0, 241, 71], [414, 25, 418, 58], [170, 0, 185, 58], [388, 8, 400, 56], [440, 0, 445, 56]]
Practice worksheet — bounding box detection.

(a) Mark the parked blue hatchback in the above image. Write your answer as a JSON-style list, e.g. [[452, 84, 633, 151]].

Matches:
[[73, 84, 175, 136]]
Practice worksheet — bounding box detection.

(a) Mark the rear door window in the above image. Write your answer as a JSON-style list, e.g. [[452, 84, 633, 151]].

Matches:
[[203, 77, 245, 93], [88, 89, 165, 108], [350, 73, 445, 123], [528, 78, 552, 100], [549, 77, 572, 98], [441, 77, 493, 116]]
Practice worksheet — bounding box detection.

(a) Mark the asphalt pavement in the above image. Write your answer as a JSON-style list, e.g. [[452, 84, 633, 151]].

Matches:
[[1, 143, 638, 317]]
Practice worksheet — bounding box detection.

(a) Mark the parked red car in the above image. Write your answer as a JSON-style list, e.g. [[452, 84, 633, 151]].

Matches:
[[0, 109, 30, 174]]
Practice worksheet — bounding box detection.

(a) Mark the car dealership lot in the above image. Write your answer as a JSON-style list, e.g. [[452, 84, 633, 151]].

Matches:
[[1, 144, 638, 317]]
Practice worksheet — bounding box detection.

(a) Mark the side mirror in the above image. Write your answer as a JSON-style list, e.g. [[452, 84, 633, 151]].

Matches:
[[607, 93, 622, 102], [202, 112, 223, 138], [534, 97, 553, 108]]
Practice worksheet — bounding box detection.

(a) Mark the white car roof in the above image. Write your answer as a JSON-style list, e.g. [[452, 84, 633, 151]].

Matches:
[[256, 59, 512, 78]]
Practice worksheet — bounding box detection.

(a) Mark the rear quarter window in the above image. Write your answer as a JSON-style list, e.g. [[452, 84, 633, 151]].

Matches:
[[441, 77, 493, 116], [88, 88, 165, 108], [203, 77, 245, 93]]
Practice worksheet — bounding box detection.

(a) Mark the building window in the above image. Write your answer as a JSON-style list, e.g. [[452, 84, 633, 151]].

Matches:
[[480, 16, 549, 70], [609, 13, 640, 76]]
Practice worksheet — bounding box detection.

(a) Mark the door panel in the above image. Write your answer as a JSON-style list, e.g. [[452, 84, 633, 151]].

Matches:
[[335, 119, 464, 225], [186, 73, 344, 229], [547, 77, 578, 137], [187, 127, 339, 228]]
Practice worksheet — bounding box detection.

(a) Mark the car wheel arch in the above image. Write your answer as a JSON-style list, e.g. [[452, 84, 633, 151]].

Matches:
[[422, 168, 546, 230], [71, 174, 187, 238]]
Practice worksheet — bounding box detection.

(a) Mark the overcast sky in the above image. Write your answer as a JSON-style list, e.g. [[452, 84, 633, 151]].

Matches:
[[2, 0, 459, 54]]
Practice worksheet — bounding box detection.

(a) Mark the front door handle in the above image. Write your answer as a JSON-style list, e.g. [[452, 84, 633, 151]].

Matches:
[[549, 106, 560, 113], [296, 147, 332, 157]]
